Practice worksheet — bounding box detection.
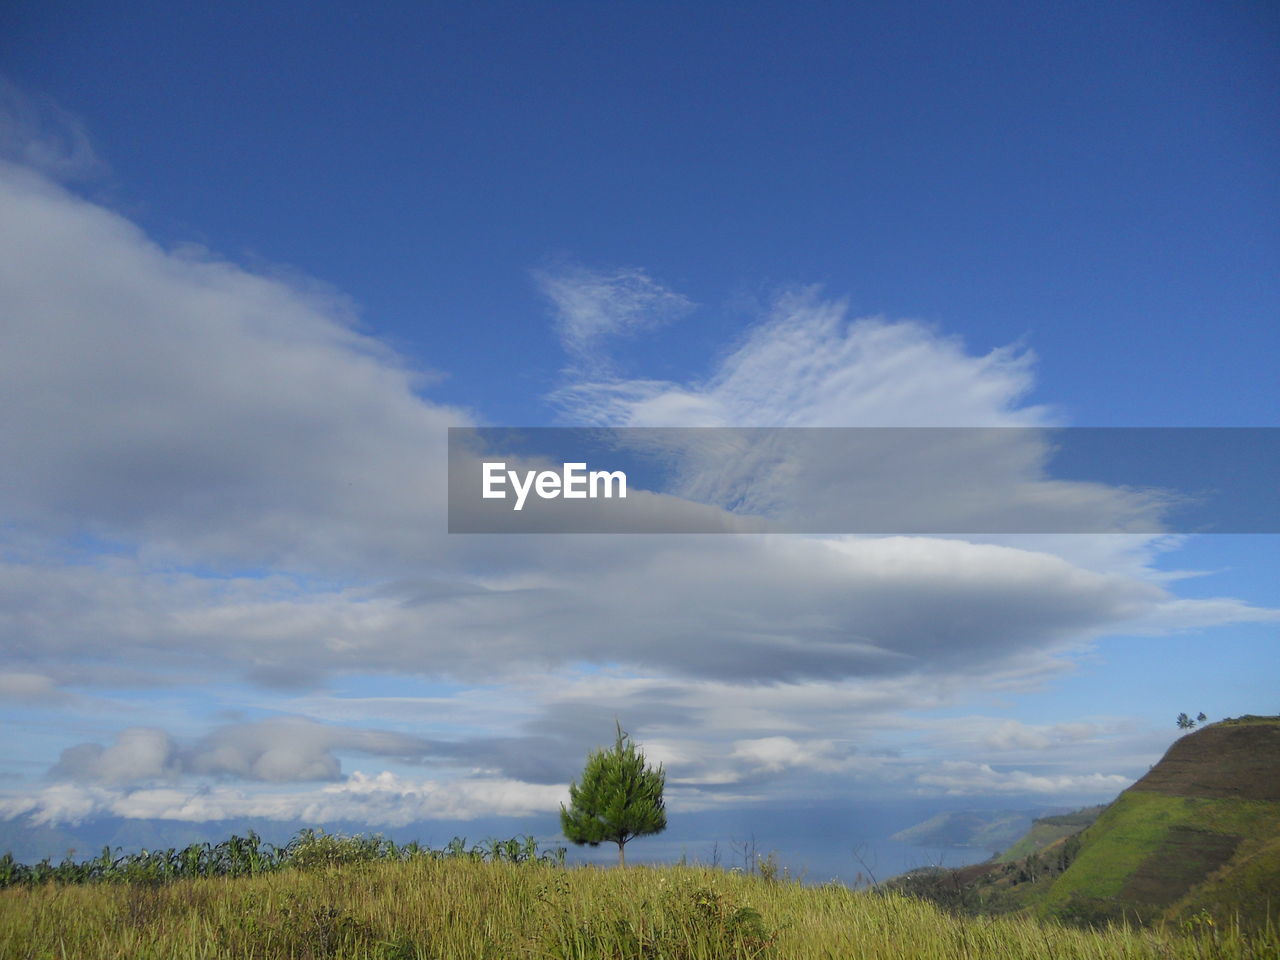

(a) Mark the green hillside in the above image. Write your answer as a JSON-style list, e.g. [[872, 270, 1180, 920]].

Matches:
[[996, 806, 1105, 864], [892, 716, 1280, 932], [1038, 715, 1280, 929]]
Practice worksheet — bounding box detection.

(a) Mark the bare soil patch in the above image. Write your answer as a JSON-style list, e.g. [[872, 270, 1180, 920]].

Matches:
[[1130, 721, 1280, 801]]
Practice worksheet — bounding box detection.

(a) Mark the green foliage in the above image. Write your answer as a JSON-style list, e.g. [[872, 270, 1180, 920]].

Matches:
[[285, 829, 399, 870], [0, 828, 564, 888], [561, 721, 666, 866], [0, 831, 283, 888], [996, 806, 1104, 864]]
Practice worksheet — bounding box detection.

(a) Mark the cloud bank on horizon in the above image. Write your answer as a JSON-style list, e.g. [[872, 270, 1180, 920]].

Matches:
[[0, 97, 1275, 831]]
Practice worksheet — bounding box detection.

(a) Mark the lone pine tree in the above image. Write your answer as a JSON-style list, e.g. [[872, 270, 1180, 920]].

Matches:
[[560, 721, 666, 866]]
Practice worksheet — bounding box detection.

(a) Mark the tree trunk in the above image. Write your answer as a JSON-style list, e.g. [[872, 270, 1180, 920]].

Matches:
[[618, 841, 626, 867]]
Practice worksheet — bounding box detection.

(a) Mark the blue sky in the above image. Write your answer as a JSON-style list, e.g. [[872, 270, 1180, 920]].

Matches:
[[0, 1, 1276, 869]]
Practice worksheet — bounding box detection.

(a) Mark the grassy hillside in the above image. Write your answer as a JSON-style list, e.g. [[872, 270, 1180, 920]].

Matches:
[[2, 856, 1276, 959], [1037, 717, 1280, 929], [890, 716, 1280, 935], [1038, 790, 1280, 926], [997, 806, 1105, 864]]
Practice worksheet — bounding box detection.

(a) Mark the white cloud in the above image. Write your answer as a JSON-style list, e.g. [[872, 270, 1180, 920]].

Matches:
[[1113, 596, 1280, 634], [0, 783, 107, 826], [545, 290, 1187, 536], [3, 534, 1229, 686], [535, 264, 694, 371], [49, 718, 431, 786], [0, 161, 466, 576], [50, 728, 180, 786], [980, 719, 1111, 751], [554, 289, 1051, 429], [0, 671, 77, 706], [0, 150, 1273, 825], [915, 760, 1132, 797], [0, 772, 567, 827], [730, 736, 849, 773], [0, 162, 1269, 694]]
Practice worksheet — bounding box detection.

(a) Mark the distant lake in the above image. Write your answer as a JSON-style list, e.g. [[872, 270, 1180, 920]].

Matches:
[[566, 835, 997, 887]]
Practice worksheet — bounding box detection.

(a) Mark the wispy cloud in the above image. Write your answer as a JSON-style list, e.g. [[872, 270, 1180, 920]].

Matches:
[[0, 672, 81, 707], [915, 761, 1132, 796], [534, 264, 693, 373], [0, 78, 103, 181], [552, 287, 1050, 428]]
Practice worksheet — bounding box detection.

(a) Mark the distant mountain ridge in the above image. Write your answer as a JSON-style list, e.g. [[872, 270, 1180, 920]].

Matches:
[[995, 805, 1105, 863], [889, 809, 1054, 852]]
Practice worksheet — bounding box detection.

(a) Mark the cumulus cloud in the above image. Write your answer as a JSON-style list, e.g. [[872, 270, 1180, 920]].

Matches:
[[0, 782, 108, 826], [298, 670, 1151, 804], [50, 718, 429, 786], [50, 728, 180, 786], [0, 161, 465, 576], [1, 772, 566, 827], [185, 718, 426, 782], [6, 665, 1181, 821]]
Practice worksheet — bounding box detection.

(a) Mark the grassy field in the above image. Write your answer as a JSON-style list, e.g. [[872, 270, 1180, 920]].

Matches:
[[3, 856, 1277, 960]]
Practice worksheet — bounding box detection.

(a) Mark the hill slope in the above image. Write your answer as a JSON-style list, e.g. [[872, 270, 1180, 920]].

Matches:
[[1037, 716, 1280, 928], [996, 806, 1105, 864], [893, 716, 1280, 930]]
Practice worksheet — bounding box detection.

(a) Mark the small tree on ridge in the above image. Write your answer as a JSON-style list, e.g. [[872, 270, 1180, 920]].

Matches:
[[560, 721, 666, 867], [1176, 711, 1209, 730]]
